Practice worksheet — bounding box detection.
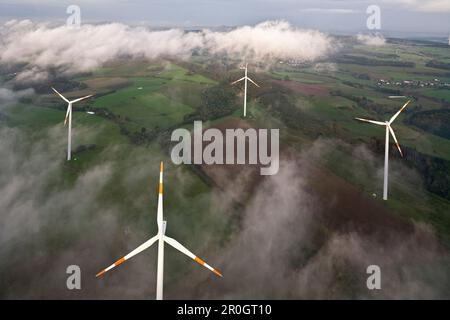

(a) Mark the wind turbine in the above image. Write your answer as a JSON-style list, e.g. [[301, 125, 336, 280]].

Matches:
[[231, 63, 260, 117], [355, 100, 411, 200], [51, 87, 93, 161], [96, 162, 222, 300]]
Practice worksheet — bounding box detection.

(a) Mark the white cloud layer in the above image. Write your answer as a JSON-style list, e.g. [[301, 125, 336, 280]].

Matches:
[[0, 20, 335, 82], [356, 33, 386, 47], [0, 87, 34, 107], [204, 21, 334, 61]]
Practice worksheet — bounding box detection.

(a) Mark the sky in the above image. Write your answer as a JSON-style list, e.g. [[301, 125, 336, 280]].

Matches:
[[0, 0, 449, 35]]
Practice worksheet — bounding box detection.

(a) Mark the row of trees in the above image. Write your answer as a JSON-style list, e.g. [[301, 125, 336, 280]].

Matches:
[[183, 84, 238, 122], [257, 86, 326, 138], [330, 90, 388, 114], [426, 60, 450, 70], [368, 137, 450, 200], [406, 109, 450, 140]]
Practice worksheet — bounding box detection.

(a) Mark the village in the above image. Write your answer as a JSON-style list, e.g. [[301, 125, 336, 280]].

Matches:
[[377, 77, 450, 88]]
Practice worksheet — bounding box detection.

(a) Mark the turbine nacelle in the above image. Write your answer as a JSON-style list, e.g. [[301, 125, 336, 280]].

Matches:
[[355, 100, 410, 158], [162, 221, 167, 235], [51, 87, 93, 125]]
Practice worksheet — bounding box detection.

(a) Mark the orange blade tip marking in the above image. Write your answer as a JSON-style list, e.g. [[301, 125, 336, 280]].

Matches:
[[213, 269, 223, 278], [96, 270, 106, 278], [115, 257, 125, 266], [195, 257, 205, 265], [160, 161, 163, 172]]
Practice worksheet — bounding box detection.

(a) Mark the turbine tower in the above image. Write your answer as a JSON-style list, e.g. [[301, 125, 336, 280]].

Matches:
[[96, 162, 222, 300], [231, 63, 260, 117], [51, 87, 93, 161], [355, 100, 411, 200]]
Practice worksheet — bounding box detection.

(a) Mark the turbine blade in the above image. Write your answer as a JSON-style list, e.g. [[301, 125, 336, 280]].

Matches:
[[231, 77, 245, 85], [96, 235, 158, 278], [389, 100, 411, 124], [247, 77, 260, 87], [164, 235, 222, 277], [157, 161, 163, 228], [51, 87, 69, 103], [70, 94, 94, 104], [388, 125, 403, 157], [63, 105, 71, 126], [354, 117, 385, 126]]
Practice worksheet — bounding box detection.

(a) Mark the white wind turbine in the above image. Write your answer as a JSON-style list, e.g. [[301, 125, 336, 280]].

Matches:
[[355, 100, 411, 200], [51, 87, 93, 161], [96, 162, 222, 300], [231, 63, 260, 117]]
